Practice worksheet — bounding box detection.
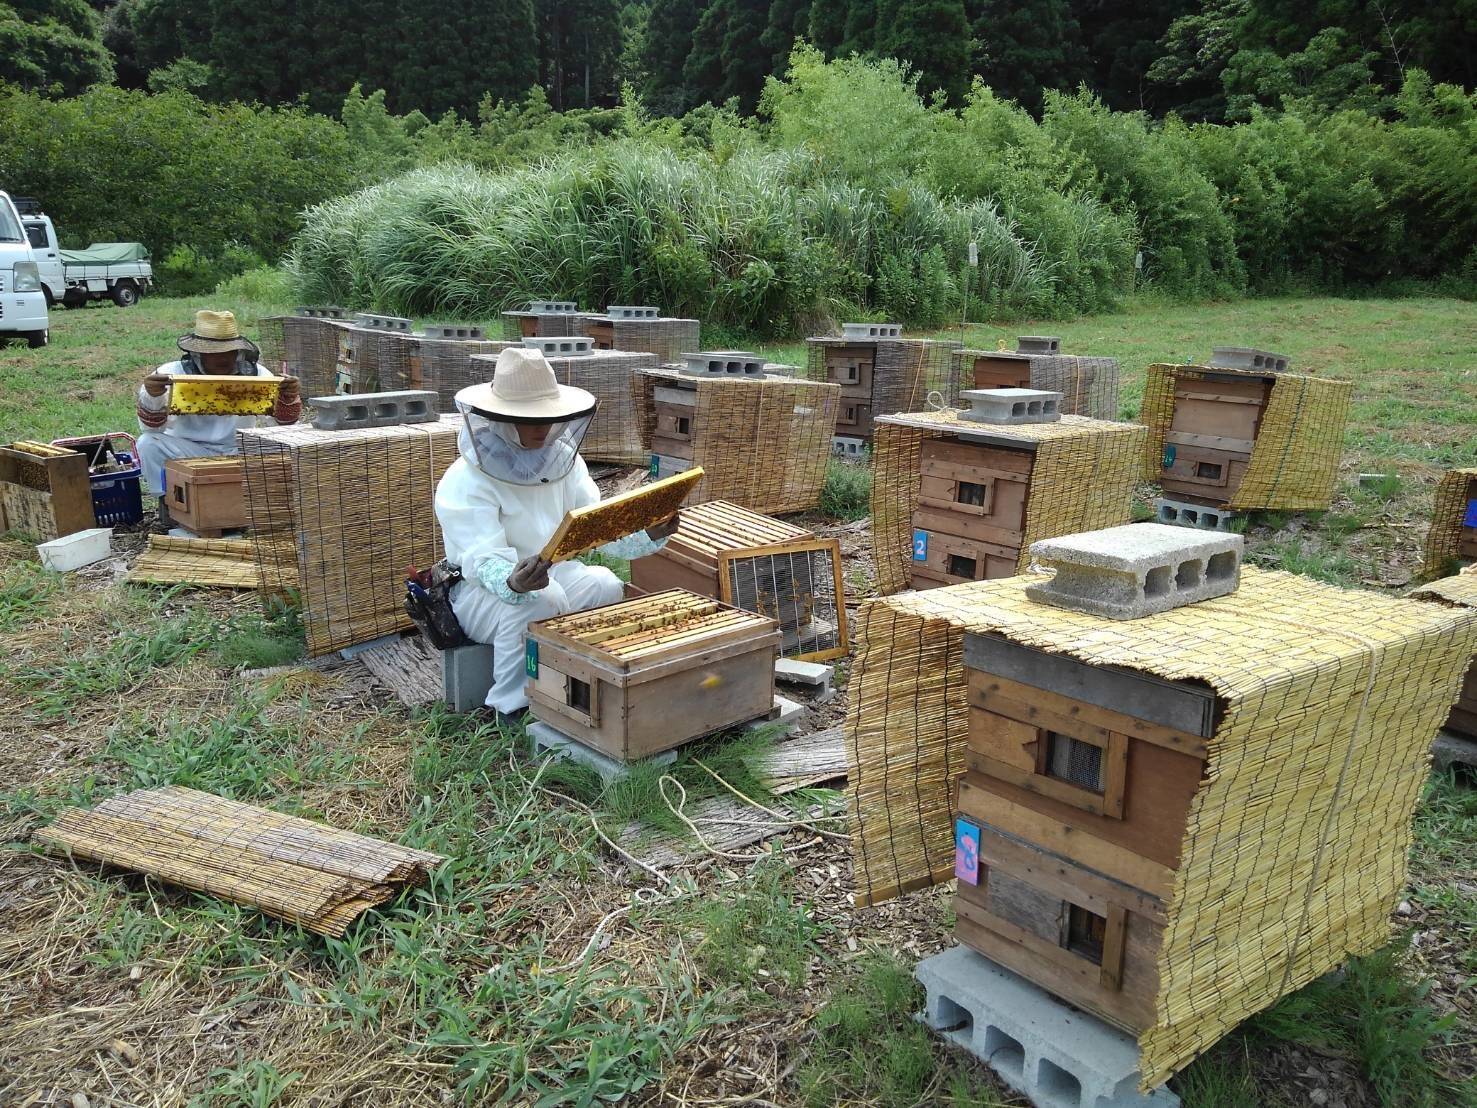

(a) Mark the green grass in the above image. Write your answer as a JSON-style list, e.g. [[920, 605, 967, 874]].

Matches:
[[0, 556, 65, 631], [820, 455, 873, 521]]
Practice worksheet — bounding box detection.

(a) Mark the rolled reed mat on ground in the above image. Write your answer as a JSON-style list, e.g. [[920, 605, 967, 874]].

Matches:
[[1140, 363, 1351, 511], [35, 786, 445, 936], [127, 534, 259, 589], [843, 568, 1477, 1085], [1420, 467, 1477, 579], [869, 409, 1147, 595]]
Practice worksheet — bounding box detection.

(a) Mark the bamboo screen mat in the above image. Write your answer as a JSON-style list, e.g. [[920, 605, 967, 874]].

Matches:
[[1420, 467, 1477, 578], [413, 336, 514, 410], [1412, 563, 1477, 607], [951, 348, 1122, 420], [549, 350, 657, 465], [1141, 363, 1352, 511], [258, 314, 344, 397], [500, 311, 586, 340], [127, 535, 258, 589], [238, 415, 461, 656], [35, 787, 444, 936], [869, 410, 1147, 595], [590, 317, 701, 367], [635, 368, 840, 516], [805, 337, 962, 414], [843, 568, 1477, 1085]]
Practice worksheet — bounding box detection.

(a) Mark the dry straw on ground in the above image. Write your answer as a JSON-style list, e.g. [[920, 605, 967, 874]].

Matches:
[[843, 568, 1477, 1085]]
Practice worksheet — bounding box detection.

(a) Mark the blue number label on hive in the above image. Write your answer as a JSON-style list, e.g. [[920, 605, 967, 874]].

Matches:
[[648, 454, 660, 479], [1163, 444, 1176, 468], [525, 639, 539, 679], [912, 529, 928, 561], [954, 818, 980, 886], [1465, 498, 1477, 527]]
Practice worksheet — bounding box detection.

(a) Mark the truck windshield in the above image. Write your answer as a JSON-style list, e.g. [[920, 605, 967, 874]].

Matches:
[[0, 202, 22, 243]]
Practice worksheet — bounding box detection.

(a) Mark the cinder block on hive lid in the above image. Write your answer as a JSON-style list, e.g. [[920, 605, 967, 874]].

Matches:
[[523, 336, 594, 358], [959, 387, 1062, 425], [681, 351, 766, 377], [309, 390, 439, 431], [528, 300, 578, 314], [1208, 346, 1290, 372], [1016, 335, 1060, 355], [606, 305, 661, 319], [422, 324, 484, 340], [353, 312, 413, 332], [1026, 522, 1242, 619], [841, 322, 902, 340]]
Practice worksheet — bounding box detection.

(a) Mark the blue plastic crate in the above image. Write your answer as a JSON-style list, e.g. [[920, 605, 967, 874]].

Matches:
[[89, 460, 144, 526]]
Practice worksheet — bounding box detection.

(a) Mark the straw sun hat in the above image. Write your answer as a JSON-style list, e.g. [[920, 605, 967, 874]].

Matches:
[[456, 347, 596, 423], [177, 309, 259, 356]]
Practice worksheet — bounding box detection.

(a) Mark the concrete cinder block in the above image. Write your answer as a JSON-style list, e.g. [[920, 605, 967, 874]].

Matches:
[[528, 719, 677, 780], [681, 351, 766, 377], [1433, 730, 1477, 774], [442, 643, 495, 713], [308, 389, 439, 430], [1154, 497, 1238, 532], [422, 324, 484, 340], [916, 946, 1180, 1108], [1026, 523, 1243, 620], [1208, 346, 1290, 373], [1017, 335, 1061, 355], [841, 322, 902, 340], [295, 305, 347, 319], [774, 658, 834, 693], [606, 305, 661, 319], [744, 694, 805, 736], [832, 435, 867, 458], [523, 336, 595, 358], [353, 312, 414, 332], [528, 300, 578, 314], [960, 387, 1063, 425]]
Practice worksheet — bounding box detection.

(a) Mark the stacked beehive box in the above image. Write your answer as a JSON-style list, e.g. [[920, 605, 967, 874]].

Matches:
[[238, 414, 461, 655], [1141, 348, 1351, 513], [635, 353, 840, 516], [501, 300, 585, 340], [406, 326, 514, 410], [843, 561, 1477, 1087], [953, 336, 1120, 420], [869, 400, 1147, 595], [580, 305, 701, 367], [526, 589, 781, 762], [257, 307, 351, 397], [629, 499, 848, 661], [508, 337, 657, 465], [329, 313, 416, 395], [805, 324, 961, 455], [0, 441, 95, 539], [1420, 467, 1477, 578]]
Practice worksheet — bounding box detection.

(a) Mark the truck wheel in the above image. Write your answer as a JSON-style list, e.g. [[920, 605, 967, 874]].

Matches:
[[112, 281, 139, 308], [42, 287, 55, 308], [25, 329, 49, 349]]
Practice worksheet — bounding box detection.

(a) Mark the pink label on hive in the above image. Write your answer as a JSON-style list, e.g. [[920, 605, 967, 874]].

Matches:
[[955, 818, 980, 885]]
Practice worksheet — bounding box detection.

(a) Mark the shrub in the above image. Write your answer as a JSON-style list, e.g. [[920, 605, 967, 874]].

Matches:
[[157, 243, 265, 297], [213, 265, 293, 305]]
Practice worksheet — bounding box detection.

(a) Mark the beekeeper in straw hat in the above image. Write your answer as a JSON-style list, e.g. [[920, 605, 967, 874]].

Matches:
[[435, 346, 680, 722], [136, 309, 301, 501]]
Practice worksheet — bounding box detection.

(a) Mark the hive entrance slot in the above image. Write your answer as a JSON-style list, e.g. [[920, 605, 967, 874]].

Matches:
[[957, 481, 987, 508], [1196, 461, 1223, 480], [1065, 903, 1107, 964], [949, 554, 978, 579], [568, 678, 592, 714]]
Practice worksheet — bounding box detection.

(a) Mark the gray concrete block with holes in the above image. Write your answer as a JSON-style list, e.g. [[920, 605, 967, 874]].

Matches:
[[1153, 497, 1238, 533], [527, 300, 578, 314], [308, 390, 439, 431], [441, 643, 495, 713], [1207, 347, 1289, 372], [680, 351, 766, 377], [1026, 523, 1242, 620], [916, 945, 1181, 1108], [1017, 335, 1061, 355], [960, 387, 1063, 425], [353, 312, 413, 332], [528, 719, 676, 780], [606, 305, 661, 319], [523, 336, 594, 358], [841, 322, 902, 340], [422, 324, 484, 340], [832, 435, 867, 458]]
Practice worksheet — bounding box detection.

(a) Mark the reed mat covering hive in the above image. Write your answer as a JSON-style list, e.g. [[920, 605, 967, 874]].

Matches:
[[1420, 467, 1477, 579], [870, 409, 1147, 595], [805, 335, 961, 414], [1412, 562, 1477, 607], [843, 568, 1477, 1085], [549, 349, 656, 464], [127, 534, 258, 589], [259, 313, 345, 397], [953, 347, 1120, 420], [582, 315, 701, 366], [1141, 363, 1351, 511], [34, 787, 444, 937], [168, 375, 282, 416], [541, 468, 703, 562], [635, 367, 840, 515], [414, 335, 513, 409], [239, 415, 460, 656]]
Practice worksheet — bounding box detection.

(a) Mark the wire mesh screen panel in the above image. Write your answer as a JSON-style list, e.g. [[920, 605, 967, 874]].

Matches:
[[1141, 363, 1351, 511], [239, 415, 461, 656], [719, 539, 848, 662], [1046, 732, 1105, 790], [548, 350, 657, 464], [953, 349, 1121, 420], [844, 569, 1477, 1086]]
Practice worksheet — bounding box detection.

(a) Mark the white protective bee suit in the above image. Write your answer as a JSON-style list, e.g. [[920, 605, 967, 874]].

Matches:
[[433, 348, 667, 713]]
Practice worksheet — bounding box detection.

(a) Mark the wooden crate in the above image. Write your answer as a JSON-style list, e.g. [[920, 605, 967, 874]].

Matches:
[[968, 352, 1034, 391], [909, 437, 1032, 591], [629, 501, 847, 661], [0, 443, 95, 541], [1160, 374, 1270, 503], [953, 631, 1216, 1032], [526, 589, 780, 761], [163, 457, 248, 536]]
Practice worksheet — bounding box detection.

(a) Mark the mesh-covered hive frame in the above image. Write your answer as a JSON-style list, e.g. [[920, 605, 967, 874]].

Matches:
[[581, 315, 702, 366], [239, 415, 460, 656], [870, 409, 1148, 595], [843, 568, 1477, 1087], [953, 348, 1121, 420], [1140, 363, 1351, 511], [806, 336, 961, 442], [718, 540, 848, 662], [1420, 467, 1477, 578], [635, 366, 841, 516]]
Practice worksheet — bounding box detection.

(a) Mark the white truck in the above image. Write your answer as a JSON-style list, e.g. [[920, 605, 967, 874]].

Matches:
[[0, 191, 48, 348], [18, 201, 152, 308]]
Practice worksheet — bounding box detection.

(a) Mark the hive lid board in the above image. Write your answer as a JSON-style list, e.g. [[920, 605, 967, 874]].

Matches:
[[963, 631, 1219, 737]]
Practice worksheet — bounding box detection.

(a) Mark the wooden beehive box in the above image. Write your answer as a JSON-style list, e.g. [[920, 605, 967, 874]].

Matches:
[[1412, 567, 1477, 739], [500, 303, 585, 340], [955, 633, 1216, 1033], [910, 437, 1033, 589], [581, 313, 701, 366], [1158, 373, 1270, 505], [526, 589, 781, 761], [629, 500, 848, 661], [806, 333, 958, 449], [0, 442, 95, 540], [163, 456, 248, 536]]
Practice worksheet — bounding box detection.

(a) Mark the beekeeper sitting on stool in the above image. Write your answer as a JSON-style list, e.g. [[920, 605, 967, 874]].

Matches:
[[136, 309, 301, 504], [435, 347, 680, 724]]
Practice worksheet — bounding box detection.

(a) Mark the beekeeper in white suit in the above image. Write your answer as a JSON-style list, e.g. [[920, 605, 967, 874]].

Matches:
[[434, 346, 679, 724]]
